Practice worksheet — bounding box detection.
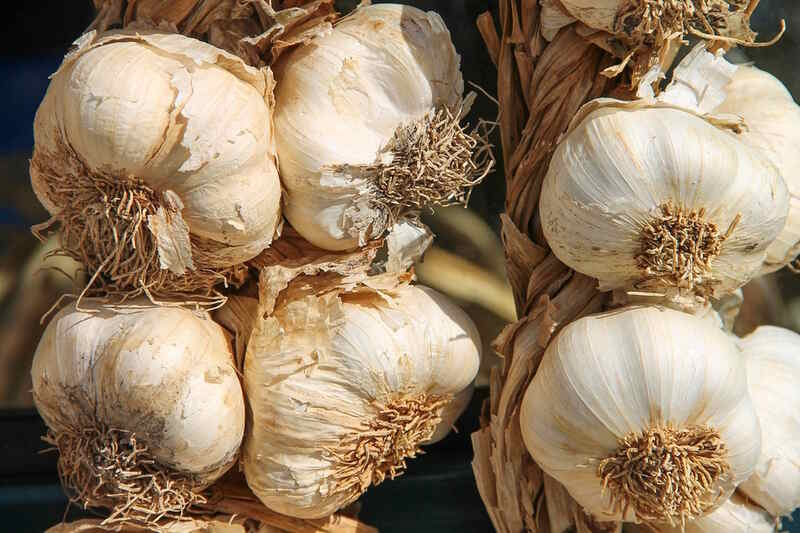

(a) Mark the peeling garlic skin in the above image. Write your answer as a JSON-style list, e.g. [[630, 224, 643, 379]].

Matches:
[[32, 30, 282, 262], [31, 301, 245, 483], [242, 284, 481, 518]]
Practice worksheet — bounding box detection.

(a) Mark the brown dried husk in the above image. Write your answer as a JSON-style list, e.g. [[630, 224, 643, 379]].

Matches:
[[90, 0, 337, 67], [471, 1, 769, 532]]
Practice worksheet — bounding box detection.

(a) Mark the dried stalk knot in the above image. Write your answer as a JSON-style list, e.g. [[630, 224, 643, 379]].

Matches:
[[597, 424, 731, 525], [611, 0, 779, 83], [636, 201, 739, 296], [324, 393, 451, 504], [30, 143, 246, 306], [45, 423, 205, 529]]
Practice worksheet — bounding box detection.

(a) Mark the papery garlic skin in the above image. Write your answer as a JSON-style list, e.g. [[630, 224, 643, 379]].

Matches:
[[625, 492, 775, 533], [32, 300, 245, 484], [242, 284, 481, 518], [520, 306, 761, 524], [31, 30, 281, 289], [714, 66, 800, 272], [274, 4, 464, 250], [540, 104, 788, 302], [737, 326, 800, 517]]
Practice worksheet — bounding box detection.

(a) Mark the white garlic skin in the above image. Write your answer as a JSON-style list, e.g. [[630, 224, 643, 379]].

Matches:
[[520, 306, 761, 522], [737, 326, 800, 517], [242, 284, 481, 518], [273, 3, 463, 250], [714, 66, 800, 272], [32, 300, 245, 483], [540, 105, 788, 299], [625, 492, 775, 533], [32, 30, 282, 266]]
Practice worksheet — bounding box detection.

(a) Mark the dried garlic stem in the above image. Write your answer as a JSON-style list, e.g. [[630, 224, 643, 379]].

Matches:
[[325, 393, 451, 504], [46, 422, 206, 529], [31, 143, 246, 306], [636, 201, 738, 297], [597, 424, 731, 526], [613, 0, 768, 82]]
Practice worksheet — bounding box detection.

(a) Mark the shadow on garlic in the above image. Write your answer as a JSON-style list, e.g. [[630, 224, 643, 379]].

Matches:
[[31, 29, 282, 302], [520, 306, 761, 526], [31, 300, 245, 528], [273, 3, 493, 251]]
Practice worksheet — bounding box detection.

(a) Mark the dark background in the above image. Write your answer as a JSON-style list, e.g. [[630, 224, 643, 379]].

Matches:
[[0, 1, 798, 532]]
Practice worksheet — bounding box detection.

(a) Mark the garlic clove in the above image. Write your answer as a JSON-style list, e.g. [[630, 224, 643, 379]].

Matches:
[[31, 299, 245, 526], [737, 326, 800, 518], [520, 305, 761, 525]]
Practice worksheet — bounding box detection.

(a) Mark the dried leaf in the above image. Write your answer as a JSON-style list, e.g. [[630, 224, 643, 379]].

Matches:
[[148, 191, 194, 275]]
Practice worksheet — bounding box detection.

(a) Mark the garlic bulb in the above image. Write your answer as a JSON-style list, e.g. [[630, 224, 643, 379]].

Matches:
[[540, 103, 788, 304], [539, 0, 758, 82], [32, 300, 245, 525], [625, 492, 775, 533], [274, 3, 491, 250], [31, 29, 281, 298], [242, 284, 481, 518], [714, 66, 800, 273], [520, 306, 761, 525], [737, 326, 800, 517]]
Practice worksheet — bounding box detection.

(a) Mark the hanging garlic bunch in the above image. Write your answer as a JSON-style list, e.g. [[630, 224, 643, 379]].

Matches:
[[624, 492, 776, 533], [32, 300, 245, 527], [31, 29, 282, 299], [520, 306, 761, 525], [539, 96, 788, 305], [240, 283, 481, 518], [539, 0, 764, 83], [713, 65, 800, 273], [273, 3, 493, 250], [736, 326, 800, 518]]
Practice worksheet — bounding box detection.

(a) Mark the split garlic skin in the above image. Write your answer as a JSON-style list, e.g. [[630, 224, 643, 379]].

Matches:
[[274, 4, 466, 251], [737, 326, 800, 518], [520, 306, 761, 524], [31, 30, 282, 294], [540, 104, 789, 303], [714, 65, 800, 273], [242, 284, 481, 518], [31, 300, 245, 521]]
